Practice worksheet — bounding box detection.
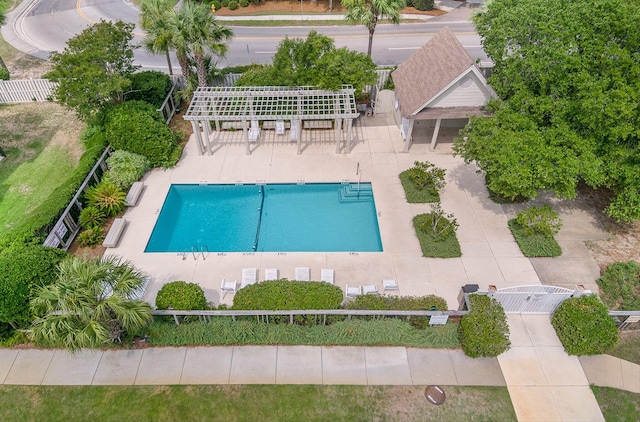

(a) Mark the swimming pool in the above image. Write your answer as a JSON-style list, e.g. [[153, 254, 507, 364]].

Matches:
[[145, 183, 383, 253]]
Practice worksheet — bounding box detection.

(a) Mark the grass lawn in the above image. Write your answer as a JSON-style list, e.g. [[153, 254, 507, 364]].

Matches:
[[507, 219, 562, 257], [0, 385, 516, 421], [608, 331, 640, 365], [0, 103, 85, 240], [591, 386, 640, 422], [146, 319, 461, 348]]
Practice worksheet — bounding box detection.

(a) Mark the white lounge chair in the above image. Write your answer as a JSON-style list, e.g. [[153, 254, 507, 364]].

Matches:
[[294, 267, 310, 281], [382, 279, 399, 295], [362, 284, 379, 295], [345, 285, 362, 299], [241, 268, 257, 288], [265, 268, 279, 281], [248, 120, 260, 142], [221, 279, 237, 299], [320, 269, 334, 284]]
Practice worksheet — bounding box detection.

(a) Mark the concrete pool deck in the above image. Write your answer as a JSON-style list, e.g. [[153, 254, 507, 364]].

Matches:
[[109, 113, 608, 309]]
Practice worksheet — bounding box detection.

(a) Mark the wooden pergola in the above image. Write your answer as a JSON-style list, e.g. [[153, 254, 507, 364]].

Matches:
[[183, 85, 360, 155]]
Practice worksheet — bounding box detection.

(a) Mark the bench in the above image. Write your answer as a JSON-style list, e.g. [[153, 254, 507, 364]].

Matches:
[[303, 120, 333, 129], [262, 120, 291, 130], [125, 182, 144, 207], [102, 218, 127, 248]]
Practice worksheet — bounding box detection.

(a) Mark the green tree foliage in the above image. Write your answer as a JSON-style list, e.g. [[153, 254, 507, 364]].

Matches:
[[0, 246, 68, 329], [156, 281, 208, 310], [235, 31, 377, 93], [454, 0, 640, 221], [30, 256, 152, 351], [459, 294, 510, 358], [343, 0, 406, 57], [46, 20, 138, 123], [105, 101, 178, 167], [552, 295, 619, 355], [140, 0, 175, 75], [514, 205, 562, 238], [125, 71, 172, 108], [597, 261, 640, 311]]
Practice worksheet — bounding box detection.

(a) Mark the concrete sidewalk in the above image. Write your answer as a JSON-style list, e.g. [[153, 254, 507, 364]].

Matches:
[[499, 315, 604, 422], [0, 346, 505, 387]]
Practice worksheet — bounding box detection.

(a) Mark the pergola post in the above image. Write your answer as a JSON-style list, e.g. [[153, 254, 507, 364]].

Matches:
[[345, 118, 353, 153], [242, 120, 250, 155], [403, 120, 415, 153], [202, 120, 212, 155], [191, 121, 204, 155], [430, 118, 442, 152], [296, 120, 302, 155], [334, 118, 342, 154]]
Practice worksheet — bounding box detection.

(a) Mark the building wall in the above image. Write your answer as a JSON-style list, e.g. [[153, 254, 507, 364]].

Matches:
[[427, 73, 491, 108]]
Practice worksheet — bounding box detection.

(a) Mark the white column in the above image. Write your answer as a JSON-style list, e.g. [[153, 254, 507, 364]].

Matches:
[[430, 118, 442, 152], [202, 120, 212, 155], [334, 118, 342, 154], [296, 120, 302, 155], [403, 120, 415, 153], [345, 118, 353, 153], [242, 120, 250, 155], [191, 121, 204, 155]]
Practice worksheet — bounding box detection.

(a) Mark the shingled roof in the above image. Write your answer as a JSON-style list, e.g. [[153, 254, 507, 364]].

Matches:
[[392, 26, 475, 118]]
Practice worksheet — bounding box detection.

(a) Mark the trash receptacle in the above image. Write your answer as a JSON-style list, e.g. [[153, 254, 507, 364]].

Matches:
[[457, 284, 479, 310]]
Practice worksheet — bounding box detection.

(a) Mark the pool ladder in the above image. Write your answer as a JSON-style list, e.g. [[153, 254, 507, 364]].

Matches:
[[181, 245, 209, 260]]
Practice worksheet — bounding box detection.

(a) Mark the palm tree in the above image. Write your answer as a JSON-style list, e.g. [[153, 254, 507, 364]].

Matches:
[[30, 256, 152, 351], [140, 0, 174, 75], [343, 0, 406, 57], [174, 2, 233, 87]]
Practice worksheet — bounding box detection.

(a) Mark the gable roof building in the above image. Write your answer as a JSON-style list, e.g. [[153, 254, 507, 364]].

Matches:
[[391, 26, 495, 151]]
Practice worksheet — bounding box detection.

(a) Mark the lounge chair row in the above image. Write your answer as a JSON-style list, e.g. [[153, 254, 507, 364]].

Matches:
[[345, 279, 399, 299], [220, 267, 336, 299]]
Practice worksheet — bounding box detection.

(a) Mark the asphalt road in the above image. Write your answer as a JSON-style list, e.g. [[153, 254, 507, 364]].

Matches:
[[3, 0, 488, 71]]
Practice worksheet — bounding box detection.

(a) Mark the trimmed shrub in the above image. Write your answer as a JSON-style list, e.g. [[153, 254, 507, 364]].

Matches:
[[399, 160, 445, 203], [515, 205, 562, 237], [125, 71, 172, 108], [221, 0, 229, 6], [213, 0, 222, 10], [414, 0, 434, 11], [239, 0, 249, 6], [413, 206, 461, 258], [79, 206, 106, 230], [77, 227, 105, 247], [102, 150, 150, 190], [508, 219, 562, 257], [552, 295, 619, 355], [0, 67, 10, 80], [85, 181, 126, 217], [105, 101, 178, 168], [0, 245, 68, 329], [597, 261, 640, 311], [233, 280, 343, 324], [344, 294, 448, 329], [459, 294, 510, 358], [156, 281, 208, 310], [228, 0, 238, 10]]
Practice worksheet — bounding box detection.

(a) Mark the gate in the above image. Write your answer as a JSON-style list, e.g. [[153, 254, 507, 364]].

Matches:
[[486, 285, 589, 314]]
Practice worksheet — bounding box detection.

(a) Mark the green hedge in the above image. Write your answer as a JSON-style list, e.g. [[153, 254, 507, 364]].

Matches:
[[552, 295, 619, 355], [414, 0, 434, 11], [459, 294, 510, 358], [344, 294, 448, 329], [105, 101, 178, 168], [0, 245, 68, 329], [399, 161, 444, 203], [102, 150, 150, 190], [125, 71, 172, 108], [156, 281, 208, 310], [508, 219, 562, 257], [597, 261, 640, 311], [146, 318, 460, 348]]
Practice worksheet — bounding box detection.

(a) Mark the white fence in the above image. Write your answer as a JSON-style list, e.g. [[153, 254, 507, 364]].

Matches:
[[0, 79, 57, 103], [482, 285, 589, 314]]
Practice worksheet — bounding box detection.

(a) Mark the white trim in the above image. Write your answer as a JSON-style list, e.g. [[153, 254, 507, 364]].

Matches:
[[409, 66, 497, 117]]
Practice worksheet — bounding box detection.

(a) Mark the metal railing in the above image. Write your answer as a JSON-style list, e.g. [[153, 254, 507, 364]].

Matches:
[[609, 310, 640, 330], [152, 309, 468, 325]]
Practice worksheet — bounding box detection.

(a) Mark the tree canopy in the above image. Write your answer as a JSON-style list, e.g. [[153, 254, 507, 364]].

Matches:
[[46, 20, 138, 123], [343, 0, 406, 57], [235, 31, 377, 94], [453, 0, 640, 221]]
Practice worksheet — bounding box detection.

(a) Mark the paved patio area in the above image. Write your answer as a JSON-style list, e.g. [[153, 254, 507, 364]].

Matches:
[[110, 114, 557, 309]]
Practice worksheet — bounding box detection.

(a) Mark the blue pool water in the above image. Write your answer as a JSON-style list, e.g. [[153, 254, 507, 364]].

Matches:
[[145, 183, 383, 252]]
